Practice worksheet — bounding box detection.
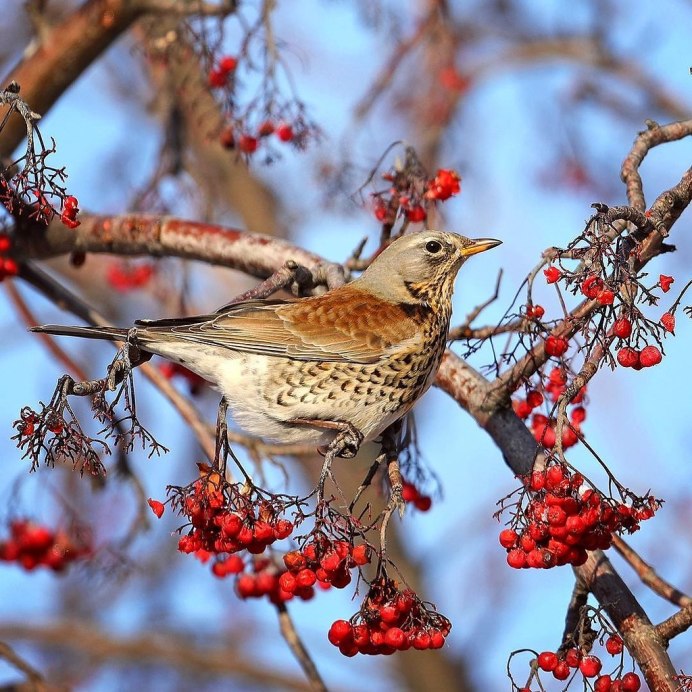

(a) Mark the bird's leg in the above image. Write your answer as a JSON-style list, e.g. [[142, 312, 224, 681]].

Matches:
[[289, 418, 364, 499], [214, 396, 230, 475], [380, 422, 406, 517]]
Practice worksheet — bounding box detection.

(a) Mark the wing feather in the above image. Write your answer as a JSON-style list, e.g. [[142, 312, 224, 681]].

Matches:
[[134, 286, 422, 364]]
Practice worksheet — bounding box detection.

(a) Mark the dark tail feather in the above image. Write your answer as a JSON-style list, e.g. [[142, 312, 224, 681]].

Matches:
[[30, 324, 129, 342]]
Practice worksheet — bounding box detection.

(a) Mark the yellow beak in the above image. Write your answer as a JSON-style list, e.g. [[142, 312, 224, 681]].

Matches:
[[460, 238, 503, 257]]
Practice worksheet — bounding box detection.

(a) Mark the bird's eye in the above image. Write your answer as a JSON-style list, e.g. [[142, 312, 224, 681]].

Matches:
[[425, 240, 443, 254]]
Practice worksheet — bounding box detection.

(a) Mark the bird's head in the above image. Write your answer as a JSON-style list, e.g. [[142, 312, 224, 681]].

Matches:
[[357, 230, 501, 305]]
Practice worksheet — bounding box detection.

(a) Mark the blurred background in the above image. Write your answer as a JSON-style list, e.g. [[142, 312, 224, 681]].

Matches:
[[0, 0, 690, 689]]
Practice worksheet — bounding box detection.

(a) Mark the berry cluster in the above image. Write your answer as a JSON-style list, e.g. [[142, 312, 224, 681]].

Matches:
[[425, 169, 461, 201], [613, 314, 664, 369], [512, 368, 586, 450], [281, 534, 371, 594], [219, 119, 299, 154], [542, 260, 676, 372], [0, 234, 18, 281], [328, 578, 451, 656], [372, 161, 461, 225], [208, 55, 238, 89], [60, 195, 80, 229], [234, 557, 316, 605], [499, 463, 660, 569], [0, 519, 91, 572], [106, 261, 155, 292], [162, 470, 296, 573], [401, 480, 432, 511], [531, 645, 641, 691]]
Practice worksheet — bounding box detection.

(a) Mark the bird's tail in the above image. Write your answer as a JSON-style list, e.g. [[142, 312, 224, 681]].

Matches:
[[30, 324, 130, 342]]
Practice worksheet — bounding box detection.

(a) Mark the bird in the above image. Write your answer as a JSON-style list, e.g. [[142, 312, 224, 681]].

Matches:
[[31, 231, 501, 452]]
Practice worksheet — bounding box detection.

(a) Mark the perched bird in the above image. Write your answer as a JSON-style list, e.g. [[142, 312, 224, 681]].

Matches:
[[31, 231, 500, 449]]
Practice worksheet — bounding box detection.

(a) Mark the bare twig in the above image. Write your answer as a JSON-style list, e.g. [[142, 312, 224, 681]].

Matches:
[[612, 536, 692, 608], [275, 603, 327, 692]]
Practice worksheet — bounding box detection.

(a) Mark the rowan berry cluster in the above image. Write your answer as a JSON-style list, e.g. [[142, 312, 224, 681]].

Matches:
[[106, 261, 155, 292], [371, 152, 461, 225], [207, 55, 238, 88], [541, 256, 677, 372], [60, 194, 80, 229], [498, 462, 660, 570], [219, 119, 302, 155], [0, 519, 91, 572], [281, 533, 371, 593], [161, 469, 297, 574], [234, 557, 316, 605], [512, 368, 586, 450], [527, 644, 642, 691], [0, 233, 18, 281], [328, 577, 451, 656], [400, 479, 432, 511]]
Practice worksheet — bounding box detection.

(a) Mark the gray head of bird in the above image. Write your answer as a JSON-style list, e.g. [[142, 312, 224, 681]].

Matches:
[[355, 230, 502, 303]]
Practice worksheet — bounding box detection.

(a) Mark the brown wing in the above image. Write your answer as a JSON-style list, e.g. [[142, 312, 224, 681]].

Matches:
[[135, 286, 421, 364]]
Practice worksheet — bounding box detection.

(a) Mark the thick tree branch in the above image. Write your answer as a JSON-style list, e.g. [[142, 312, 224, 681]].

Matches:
[[0, 620, 312, 691], [13, 215, 345, 288]]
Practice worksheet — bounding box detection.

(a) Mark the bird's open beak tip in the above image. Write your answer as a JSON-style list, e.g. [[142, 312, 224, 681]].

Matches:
[[461, 238, 502, 256]]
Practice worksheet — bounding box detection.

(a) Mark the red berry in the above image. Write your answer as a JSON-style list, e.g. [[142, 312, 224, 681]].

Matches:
[[532, 304, 545, 318], [552, 660, 570, 680], [621, 672, 641, 691], [499, 529, 518, 549], [147, 499, 165, 518], [613, 317, 632, 338], [513, 399, 532, 419], [581, 275, 604, 299], [208, 69, 227, 88], [639, 345, 662, 367], [405, 205, 426, 223], [328, 620, 352, 646], [2, 258, 19, 276], [413, 630, 431, 650], [580, 655, 602, 677], [545, 335, 568, 357], [383, 627, 406, 649], [257, 120, 275, 137], [351, 544, 371, 566], [296, 568, 317, 588], [238, 134, 258, 153], [526, 390, 544, 408], [64, 196, 79, 210], [660, 312, 675, 333], [276, 123, 294, 142], [597, 289, 615, 305], [0, 235, 11, 252], [595, 675, 613, 692], [414, 495, 432, 511], [506, 548, 526, 569], [218, 55, 237, 72], [544, 266, 561, 283], [429, 630, 445, 649], [571, 406, 586, 424], [273, 519, 293, 540], [401, 482, 418, 503], [225, 554, 244, 574], [616, 347, 639, 368], [605, 634, 623, 655], [278, 571, 297, 593], [659, 274, 674, 292], [564, 647, 581, 667], [537, 651, 558, 671], [235, 573, 258, 598]]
